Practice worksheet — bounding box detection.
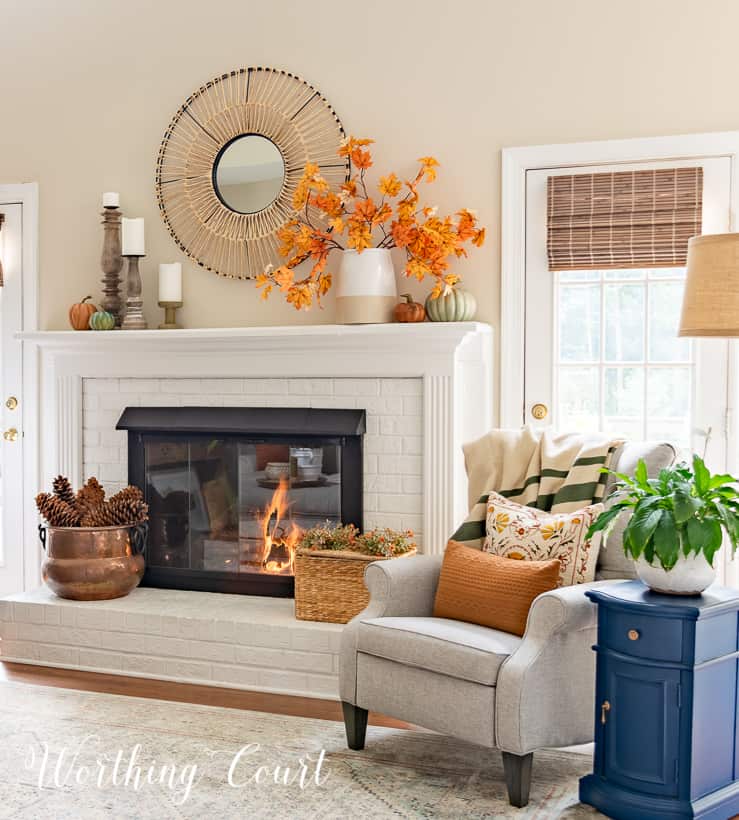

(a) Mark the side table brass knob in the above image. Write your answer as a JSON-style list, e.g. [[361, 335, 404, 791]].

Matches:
[[628, 629, 640, 641]]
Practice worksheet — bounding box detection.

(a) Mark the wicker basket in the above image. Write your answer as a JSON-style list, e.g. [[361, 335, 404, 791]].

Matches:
[[294, 548, 417, 623]]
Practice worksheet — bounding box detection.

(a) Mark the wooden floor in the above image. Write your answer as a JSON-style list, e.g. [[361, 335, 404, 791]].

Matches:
[[0, 661, 410, 729]]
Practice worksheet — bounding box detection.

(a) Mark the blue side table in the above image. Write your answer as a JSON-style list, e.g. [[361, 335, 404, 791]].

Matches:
[[579, 580, 739, 820]]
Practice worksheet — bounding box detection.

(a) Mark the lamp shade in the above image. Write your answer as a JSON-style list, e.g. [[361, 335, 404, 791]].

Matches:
[[679, 233, 739, 337]]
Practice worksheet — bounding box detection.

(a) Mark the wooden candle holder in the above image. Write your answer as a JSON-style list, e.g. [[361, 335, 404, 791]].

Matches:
[[121, 255, 148, 330], [100, 208, 124, 327], [158, 301, 183, 329]]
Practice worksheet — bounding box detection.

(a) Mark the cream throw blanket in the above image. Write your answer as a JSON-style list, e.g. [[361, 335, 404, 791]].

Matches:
[[452, 427, 622, 549]]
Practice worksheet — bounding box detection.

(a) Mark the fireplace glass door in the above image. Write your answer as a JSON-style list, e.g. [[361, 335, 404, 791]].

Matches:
[[119, 406, 365, 596], [142, 437, 344, 589]]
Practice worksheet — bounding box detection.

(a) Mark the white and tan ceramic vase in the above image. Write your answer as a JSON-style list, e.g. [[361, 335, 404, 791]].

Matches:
[[335, 249, 397, 324]]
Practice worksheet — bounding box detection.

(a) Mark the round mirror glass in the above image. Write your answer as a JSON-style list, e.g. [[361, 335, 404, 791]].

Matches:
[[214, 135, 285, 214]]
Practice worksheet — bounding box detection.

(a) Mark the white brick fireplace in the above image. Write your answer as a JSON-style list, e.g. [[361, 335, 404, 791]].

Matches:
[[83, 376, 426, 543], [4, 322, 492, 697]]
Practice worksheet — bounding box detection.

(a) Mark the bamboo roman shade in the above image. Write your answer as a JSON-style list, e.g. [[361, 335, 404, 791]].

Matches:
[[547, 167, 703, 270]]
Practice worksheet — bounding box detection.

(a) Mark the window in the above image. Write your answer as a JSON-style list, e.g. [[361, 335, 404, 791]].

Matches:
[[556, 266, 692, 453], [522, 156, 730, 469]]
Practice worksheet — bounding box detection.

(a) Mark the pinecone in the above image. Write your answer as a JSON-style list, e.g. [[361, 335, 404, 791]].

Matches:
[[108, 485, 144, 506], [52, 475, 75, 505], [38, 477, 147, 529], [80, 503, 117, 528], [36, 492, 80, 527], [75, 477, 105, 518], [107, 496, 149, 525]]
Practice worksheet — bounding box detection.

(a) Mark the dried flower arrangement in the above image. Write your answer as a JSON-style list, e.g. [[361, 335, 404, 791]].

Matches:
[[36, 476, 148, 528], [358, 528, 416, 558], [299, 521, 416, 558], [256, 137, 486, 309]]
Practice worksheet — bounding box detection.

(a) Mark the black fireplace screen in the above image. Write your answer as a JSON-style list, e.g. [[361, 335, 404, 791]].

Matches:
[[117, 407, 365, 596]]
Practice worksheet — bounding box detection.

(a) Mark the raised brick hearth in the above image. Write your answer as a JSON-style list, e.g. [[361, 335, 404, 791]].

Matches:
[[0, 587, 342, 698]]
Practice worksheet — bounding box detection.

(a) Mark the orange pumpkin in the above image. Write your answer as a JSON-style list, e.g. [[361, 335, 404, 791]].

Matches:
[[393, 293, 426, 323], [69, 296, 97, 331]]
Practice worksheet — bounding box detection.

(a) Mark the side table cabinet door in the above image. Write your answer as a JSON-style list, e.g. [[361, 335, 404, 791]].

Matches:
[[602, 656, 681, 797]]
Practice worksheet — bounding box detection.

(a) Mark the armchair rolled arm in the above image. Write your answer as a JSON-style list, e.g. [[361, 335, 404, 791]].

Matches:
[[495, 581, 611, 755], [363, 554, 443, 619], [339, 554, 443, 703], [524, 580, 604, 638]]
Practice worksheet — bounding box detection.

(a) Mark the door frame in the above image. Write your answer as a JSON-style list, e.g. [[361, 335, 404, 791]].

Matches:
[[500, 131, 739, 455], [0, 183, 39, 591]]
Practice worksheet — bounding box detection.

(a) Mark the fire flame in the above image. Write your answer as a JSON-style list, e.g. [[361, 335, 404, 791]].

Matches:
[[258, 477, 302, 574]]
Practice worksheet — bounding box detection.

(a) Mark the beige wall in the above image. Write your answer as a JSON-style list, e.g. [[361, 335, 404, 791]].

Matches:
[[1, 0, 737, 348]]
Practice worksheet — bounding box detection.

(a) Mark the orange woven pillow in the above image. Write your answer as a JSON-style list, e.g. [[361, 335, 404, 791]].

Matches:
[[433, 540, 560, 637]]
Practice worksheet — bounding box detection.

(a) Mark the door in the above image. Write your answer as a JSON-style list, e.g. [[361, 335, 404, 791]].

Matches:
[[601, 654, 681, 797], [0, 204, 25, 594], [524, 157, 731, 470]]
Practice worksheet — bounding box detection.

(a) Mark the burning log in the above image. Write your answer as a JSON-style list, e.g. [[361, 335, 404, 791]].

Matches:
[[256, 477, 301, 575]]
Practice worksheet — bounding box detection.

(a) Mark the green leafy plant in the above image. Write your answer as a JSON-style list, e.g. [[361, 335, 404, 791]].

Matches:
[[587, 455, 739, 570], [298, 522, 416, 558]]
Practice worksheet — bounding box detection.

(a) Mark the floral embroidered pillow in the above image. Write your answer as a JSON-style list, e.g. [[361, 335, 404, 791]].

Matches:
[[484, 492, 604, 586]]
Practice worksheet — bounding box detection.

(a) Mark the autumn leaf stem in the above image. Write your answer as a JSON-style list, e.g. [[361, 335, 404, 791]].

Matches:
[[260, 137, 484, 310]]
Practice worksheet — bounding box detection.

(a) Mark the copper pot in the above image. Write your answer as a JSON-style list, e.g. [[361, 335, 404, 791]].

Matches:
[[39, 523, 147, 601]]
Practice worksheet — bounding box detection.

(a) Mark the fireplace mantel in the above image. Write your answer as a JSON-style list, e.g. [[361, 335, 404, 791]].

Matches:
[[20, 322, 493, 580], [20, 321, 490, 359]]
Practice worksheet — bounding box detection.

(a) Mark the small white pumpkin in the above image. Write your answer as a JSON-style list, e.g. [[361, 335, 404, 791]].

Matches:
[[425, 288, 477, 322]]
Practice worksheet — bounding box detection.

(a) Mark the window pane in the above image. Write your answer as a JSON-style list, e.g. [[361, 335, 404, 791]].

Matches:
[[603, 367, 644, 440], [648, 281, 690, 361], [559, 271, 600, 282], [647, 366, 691, 419], [604, 367, 644, 416], [648, 267, 686, 279], [604, 270, 645, 280], [605, 284, 645, 362], [558, 367, 600, 432], [559, 285, 601, 362]]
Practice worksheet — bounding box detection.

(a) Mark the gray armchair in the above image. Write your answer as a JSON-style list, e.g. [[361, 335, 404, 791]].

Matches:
[[339, 441, 675, 807]]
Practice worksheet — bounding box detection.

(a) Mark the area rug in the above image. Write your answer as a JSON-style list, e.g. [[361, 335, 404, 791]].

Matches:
[[0, 681, 603, 818]]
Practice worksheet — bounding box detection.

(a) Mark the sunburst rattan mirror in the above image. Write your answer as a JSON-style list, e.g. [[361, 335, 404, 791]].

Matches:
[[156, 67, 348, 280]]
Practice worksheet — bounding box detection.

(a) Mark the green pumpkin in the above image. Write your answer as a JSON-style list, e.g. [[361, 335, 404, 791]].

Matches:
[[425, 288, 477, 322], [89, 310, 115, 331]]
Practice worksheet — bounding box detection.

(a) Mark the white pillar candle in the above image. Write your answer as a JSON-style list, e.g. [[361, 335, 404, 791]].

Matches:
[[102, 191, 120, 208], [121, 217, 145, 255], [159, 263, 182, 302]]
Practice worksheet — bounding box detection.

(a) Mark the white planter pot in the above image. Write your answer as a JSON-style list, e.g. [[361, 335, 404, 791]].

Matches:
[[335, 249, 397, 324], [635, 552, 717, 596]]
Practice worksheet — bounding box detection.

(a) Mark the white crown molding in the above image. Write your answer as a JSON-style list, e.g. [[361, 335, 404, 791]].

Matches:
[[19, 322, 486, 341]]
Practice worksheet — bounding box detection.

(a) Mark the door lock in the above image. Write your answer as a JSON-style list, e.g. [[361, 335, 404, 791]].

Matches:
[[531, 403, 548, 420], [5, 396, 17, 411], [3, 428, 18, 442]]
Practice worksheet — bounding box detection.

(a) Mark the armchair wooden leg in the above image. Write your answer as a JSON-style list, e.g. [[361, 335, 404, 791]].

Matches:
[[502, 751, 533, 808], [342, 701, 368, 750]]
